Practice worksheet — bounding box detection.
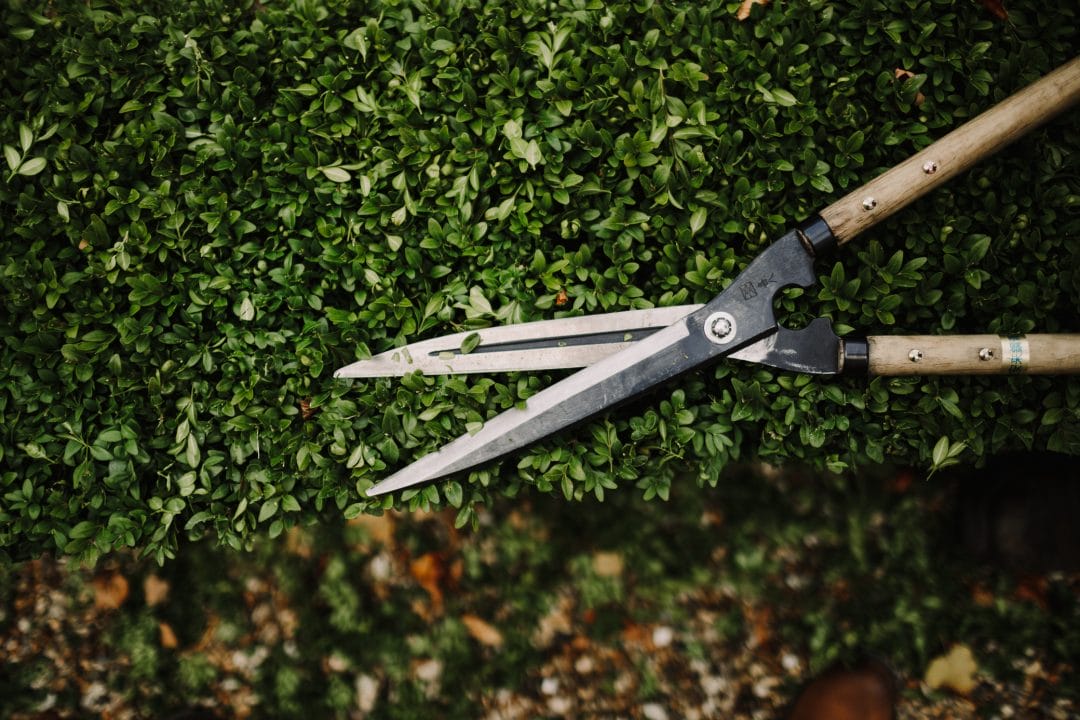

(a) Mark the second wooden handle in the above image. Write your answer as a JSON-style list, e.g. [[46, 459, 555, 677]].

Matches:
[[867, 335, 1080, 376], [821, 57, 1080, 244]]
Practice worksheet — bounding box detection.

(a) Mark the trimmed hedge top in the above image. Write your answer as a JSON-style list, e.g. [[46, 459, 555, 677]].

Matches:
[[1, 0, 1078, 562]]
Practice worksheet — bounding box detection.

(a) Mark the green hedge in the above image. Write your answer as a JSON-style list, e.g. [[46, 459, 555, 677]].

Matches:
[[1, 0, 1078, 562]]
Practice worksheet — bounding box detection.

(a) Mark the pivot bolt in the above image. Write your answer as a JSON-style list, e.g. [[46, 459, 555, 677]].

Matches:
[[704, 312, 737, 345], [922, 160, 939, 174], [908, 349, 923, 362], [862, 197, 877, 211], [979, 347, 994, 361]]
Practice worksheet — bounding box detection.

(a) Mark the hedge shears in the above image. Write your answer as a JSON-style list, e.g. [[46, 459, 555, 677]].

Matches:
[[337, 58, 1080, 497]]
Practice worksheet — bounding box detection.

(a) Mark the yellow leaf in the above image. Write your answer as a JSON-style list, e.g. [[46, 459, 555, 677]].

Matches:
[[924, 644, 978, 695], [592, 551, 624, 577]]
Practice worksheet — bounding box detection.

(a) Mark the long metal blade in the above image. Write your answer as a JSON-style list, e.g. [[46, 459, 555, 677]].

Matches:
[[366, 310, 710, 496], [333, 305, 702, 376], [365, 230, 819, 496]]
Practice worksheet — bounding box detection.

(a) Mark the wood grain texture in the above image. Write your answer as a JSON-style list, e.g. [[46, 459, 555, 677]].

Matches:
[[867, 335, 1080, 376], [821, 57, 1080, 244]]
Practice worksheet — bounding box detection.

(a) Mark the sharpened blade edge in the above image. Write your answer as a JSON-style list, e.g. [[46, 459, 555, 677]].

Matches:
[[365, 319, 694, 496]]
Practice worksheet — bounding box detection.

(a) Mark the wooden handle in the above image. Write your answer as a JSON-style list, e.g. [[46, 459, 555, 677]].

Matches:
[[820, 57, 1080, 244], [867, 335, 1080, 376]]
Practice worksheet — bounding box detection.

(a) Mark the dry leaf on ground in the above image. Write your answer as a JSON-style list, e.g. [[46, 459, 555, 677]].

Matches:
[[925, 644, 978, 695], [350, 513, 396, 547], [592, 552, 624, 577], [410, 552, 446, 611], [462, 614, 504, 648], [159, 622, 179, 649], [143, 574, 170, 606], [92, 572, 129, 610]]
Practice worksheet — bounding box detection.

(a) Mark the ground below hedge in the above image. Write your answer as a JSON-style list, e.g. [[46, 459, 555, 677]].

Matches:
[[2, 461, 1078, 718]]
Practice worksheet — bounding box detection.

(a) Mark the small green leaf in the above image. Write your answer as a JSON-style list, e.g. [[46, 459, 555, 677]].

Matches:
[[185, 511, 213, 530], [444, 481, 463, 507], [18, 124, 33, 152], [69, 521, 96, 539], [258, 498, 279, 523], [17, 157, 46, 176], [771, 88, 797, 107], [502, 118, 522, 140], [931, 436, 950, 467], [185, 434, 201, 467], [689, 207, 707, 236], [460, 332, 481, 354], [343, 28, 368, 58], [4, 145, 20, 172], [468, 286, 493, 315], [524, 139, 543, 167], [320, 166, 351, 183]]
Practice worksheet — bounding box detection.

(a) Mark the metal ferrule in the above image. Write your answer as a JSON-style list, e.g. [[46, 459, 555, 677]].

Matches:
[[796, 215, 837, 256], [841, 337, 870, 375]]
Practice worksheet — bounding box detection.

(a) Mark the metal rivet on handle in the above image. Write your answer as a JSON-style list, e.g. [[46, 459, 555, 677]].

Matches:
[[862, 197, 877, 211], [978, 347, 994, 361], [922, 160, 939, 174], [908, 349, 923, 362]]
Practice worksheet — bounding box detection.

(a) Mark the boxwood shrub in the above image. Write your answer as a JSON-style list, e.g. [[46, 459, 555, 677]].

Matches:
[[1, 0, 1078, 562]]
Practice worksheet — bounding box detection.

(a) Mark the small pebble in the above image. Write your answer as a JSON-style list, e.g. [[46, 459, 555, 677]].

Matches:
[[781, 653, 802, 674], [652, 626, 674, 648], [355, 674, 379, 714], [701, 675, 728, 697], [547, 696, 572, 715], [540, 677, 559, 696], [574, 655, 595, 674], [642, 702, 669, 720]]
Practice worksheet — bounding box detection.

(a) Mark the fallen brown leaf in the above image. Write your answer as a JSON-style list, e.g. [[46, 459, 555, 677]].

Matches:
[[349, 513, 396, 547], [925, 644, 978, 695], [736, 0, 769, 21], [743, 602, 773, 649], [143, 574, 170, 607], [979, 0, 1008, 21], [1014, 575, 1049, 610], [621, 622, 651, 649], [555, 288, 569, 306], [159, 621, 179, 649], [887, 469, 915, 494], [284, 526, 313, 559], [462, 614, 504, 648], [410, 552, 445, 612], [299, 398, 316, 420], [970, 582, 995, 608], [92, 572, 129, 610]]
